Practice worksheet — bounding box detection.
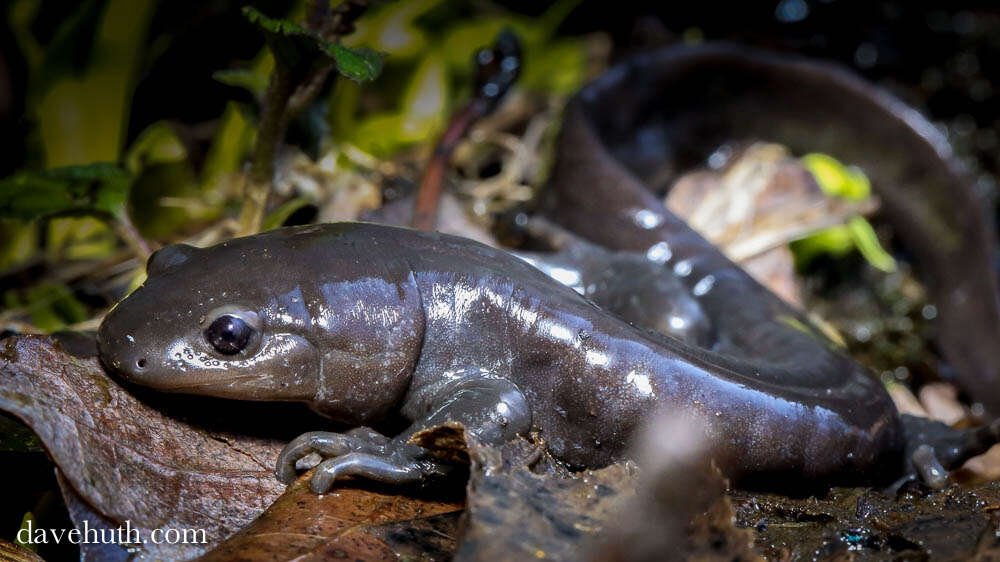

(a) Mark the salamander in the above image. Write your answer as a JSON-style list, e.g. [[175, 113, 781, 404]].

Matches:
[[96, 43, 1000, 493], [97, 221, 899, 492], [543, 42, 1000, 417]]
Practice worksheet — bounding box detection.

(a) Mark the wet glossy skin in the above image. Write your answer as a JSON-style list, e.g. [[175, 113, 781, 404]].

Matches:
[[544, 43, 1000, 417], [96, 44, 1000, 493], [100, 222, 906, 492]]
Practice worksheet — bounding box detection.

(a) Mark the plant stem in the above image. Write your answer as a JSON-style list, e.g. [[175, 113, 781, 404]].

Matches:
[[238, 64, 295, 235], [411, 100, 488, 231], [236, 0, 373, 236], [112, 211, 152, 260]]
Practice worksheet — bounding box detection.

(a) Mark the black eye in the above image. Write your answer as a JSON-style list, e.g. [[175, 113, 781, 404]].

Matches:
[[204, 314, 254, 355]]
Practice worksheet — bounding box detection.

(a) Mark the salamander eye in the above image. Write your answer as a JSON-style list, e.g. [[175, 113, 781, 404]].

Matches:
[[204, 314, 255, 355]]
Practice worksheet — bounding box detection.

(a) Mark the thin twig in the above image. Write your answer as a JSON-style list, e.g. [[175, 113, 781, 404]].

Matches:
[[238, 64, 296, 235], [111, 212, 152, 260], [411, 30, 521, 231], [237, 0, 374, 236], [411, 101, 489, 231]]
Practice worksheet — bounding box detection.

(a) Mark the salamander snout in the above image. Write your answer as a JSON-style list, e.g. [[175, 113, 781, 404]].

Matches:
[[97, 305, 155, 383]]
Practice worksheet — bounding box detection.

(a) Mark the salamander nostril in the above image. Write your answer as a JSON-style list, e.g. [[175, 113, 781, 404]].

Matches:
[[136, 358, 147, 370]]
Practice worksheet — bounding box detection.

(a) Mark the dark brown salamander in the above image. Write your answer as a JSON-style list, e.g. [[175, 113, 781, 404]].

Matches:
[[543, 42, 1000, 417], [95, 43, 1000, 493]]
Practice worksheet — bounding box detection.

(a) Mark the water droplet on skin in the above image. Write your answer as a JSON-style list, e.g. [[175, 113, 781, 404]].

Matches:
[[693, 275, 715, 296], [645, 241, 672, 264], [633, 209, 663, 229], [673, 260, 692, 277]]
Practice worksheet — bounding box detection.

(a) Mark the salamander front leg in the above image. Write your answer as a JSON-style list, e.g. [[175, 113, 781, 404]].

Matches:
[[276, 427, 391, 483], [277, 377, 532, 493]]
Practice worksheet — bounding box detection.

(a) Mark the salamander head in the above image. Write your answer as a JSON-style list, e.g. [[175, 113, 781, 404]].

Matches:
[[97, 237, 322, 402]]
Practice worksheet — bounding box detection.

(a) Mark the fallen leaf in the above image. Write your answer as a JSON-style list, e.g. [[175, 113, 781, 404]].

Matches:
[[199, 470, 463, 561], [919, 382, 972, 427], [0, 538, 44, 562], [0, 335, 288, 559], [666, 142, 875, 306]]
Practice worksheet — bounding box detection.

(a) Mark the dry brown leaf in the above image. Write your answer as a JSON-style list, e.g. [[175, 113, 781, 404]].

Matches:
[[918, 382, 972, 426], [888, 383, 929, 418], [0, 539, 45, 562], [199, 471, 463, 561], [666, 142, 874, 307], [0, 335, 287, 559]]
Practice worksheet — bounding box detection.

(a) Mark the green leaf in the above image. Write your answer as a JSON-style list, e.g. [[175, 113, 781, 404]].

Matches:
[[34, 0, 157, 167], [128, 162, 199, 239], [323, 43, 384, 83], [212, 69, 270, 98], [242, 6, 321, 72], [0, 163, 132, 221], [791, 225, 855, 267], [124, 121, 188, 173], [262, 197, 312, 231], [0, 220, 39, 270], [790, 218, 897, 273], [847, 216, 897, 272], [345, 0, 440, 58], [801, 153, 871, 201], [46, 217, 117, 261], [350, 54, 448, 156], [16, 512, 37, 551], [243, 6, 384, 83]]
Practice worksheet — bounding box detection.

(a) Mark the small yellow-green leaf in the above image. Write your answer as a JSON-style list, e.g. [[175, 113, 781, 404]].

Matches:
[[790, 224, 854, 267], [847, 216, 897, 272], [46, 217, 117, 261], [350, 54, 449, 156], [400, 54, 449, 134], [125, 121, 188, 173], [0, 220, 39, 271], [201, 101, 254, 198], [521, 38, 588, 96], [16, 512, 37, 551], [801, 153, 871, 201], [212, 69, 270, 98], [262, 197, 312, 231], [345, 0, 440, 58], [323, 43, 384, 83]]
